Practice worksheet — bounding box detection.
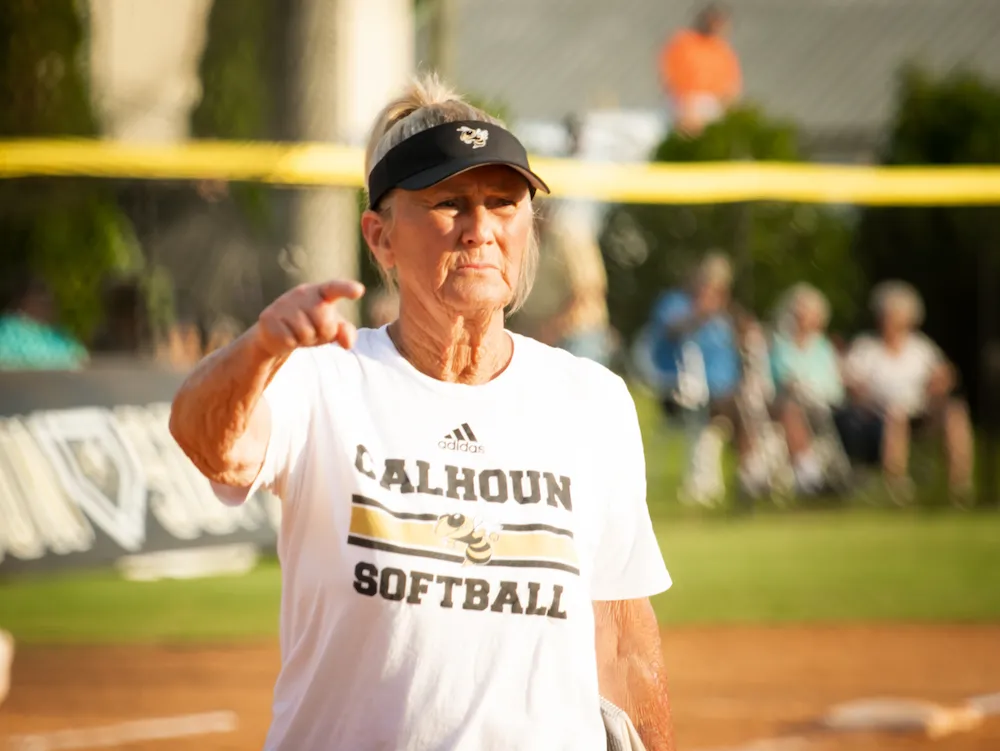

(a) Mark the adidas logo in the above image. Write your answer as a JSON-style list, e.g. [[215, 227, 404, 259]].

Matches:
[[438, 423, 485, 454]]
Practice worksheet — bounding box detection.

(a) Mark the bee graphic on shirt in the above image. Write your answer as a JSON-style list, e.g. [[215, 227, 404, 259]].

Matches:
[[434, 513, 501, 565], [456, 125, 489, 149]]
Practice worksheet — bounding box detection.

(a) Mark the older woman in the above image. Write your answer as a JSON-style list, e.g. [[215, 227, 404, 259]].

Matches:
[[169, 75, 673, 751], [769, 283, 850, 494], [842, 281, 973, 503]]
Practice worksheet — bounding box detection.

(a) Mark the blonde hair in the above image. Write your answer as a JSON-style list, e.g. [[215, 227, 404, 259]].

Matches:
[[694, 251, 733, 290], [870, 280, 924, 327], [776, 283, 830, 335], [363, 74, 539, 313]]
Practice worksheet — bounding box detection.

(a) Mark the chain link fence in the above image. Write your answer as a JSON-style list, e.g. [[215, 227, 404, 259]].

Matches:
[[1, 0, 998, 509]]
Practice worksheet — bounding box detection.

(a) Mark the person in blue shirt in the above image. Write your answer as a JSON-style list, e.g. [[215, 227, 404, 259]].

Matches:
[[651, 254, 742, 406], [647, 252, 763, 500]]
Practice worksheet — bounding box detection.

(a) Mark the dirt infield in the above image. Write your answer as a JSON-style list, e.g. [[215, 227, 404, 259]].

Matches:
[[2, 625, 998, 750]]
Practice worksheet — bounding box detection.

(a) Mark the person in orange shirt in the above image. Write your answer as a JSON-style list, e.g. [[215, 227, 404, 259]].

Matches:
[[659, 3, 742, 135]]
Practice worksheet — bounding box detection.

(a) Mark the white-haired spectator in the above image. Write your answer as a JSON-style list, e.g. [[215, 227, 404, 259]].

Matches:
[[841, 281, 973, 503], [769, 283, 847, 494], [772, 284, 844, 407]]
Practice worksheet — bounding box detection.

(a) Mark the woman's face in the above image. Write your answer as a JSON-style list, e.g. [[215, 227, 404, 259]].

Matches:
[[794, 298, 823, 335], [880, 301, 913, 338], [362, 165, 533, 318]]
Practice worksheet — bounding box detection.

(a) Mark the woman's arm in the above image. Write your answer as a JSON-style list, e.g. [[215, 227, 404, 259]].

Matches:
[[923, 337, 957, 399], [594, 598, 675, 751], [169, 280, 363, 492], [169, 329, 283, 489]]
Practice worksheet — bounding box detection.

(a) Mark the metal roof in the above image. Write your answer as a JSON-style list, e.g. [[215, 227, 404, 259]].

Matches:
[[427, 0, 1000, 136]]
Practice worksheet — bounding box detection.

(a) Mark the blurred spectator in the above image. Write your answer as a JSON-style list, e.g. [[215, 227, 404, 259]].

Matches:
[[650, 253, 740, 413], [772, 284, 845, 408], [0, 276, 88, 371], [90, 278, 152, 356], [531, 115, 612, 366], [770, 283, 850, 494], [648, 253, 765, 496], [658, 3, 742, 136], [841, 281, 974, 503], [156, 319, 203, 370], [367, 287, 400, 328], [195, 178, 230, 203]]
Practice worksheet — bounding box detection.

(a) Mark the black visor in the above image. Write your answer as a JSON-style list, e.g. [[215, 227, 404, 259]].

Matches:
[[366, 120, 550, 210]]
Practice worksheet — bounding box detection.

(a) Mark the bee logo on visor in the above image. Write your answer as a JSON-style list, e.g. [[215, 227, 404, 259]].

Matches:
[[457, 125, 489, 149]]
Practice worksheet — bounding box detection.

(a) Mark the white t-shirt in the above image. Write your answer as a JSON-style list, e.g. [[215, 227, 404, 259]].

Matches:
[[844, 333, 944, 417], [216, 327, 671, 751]]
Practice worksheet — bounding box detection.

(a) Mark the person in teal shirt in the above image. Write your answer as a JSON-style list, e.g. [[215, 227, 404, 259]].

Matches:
[[0, 278, 88, 371], [770, 297, 844, 409], [769, 283, 850, 494]]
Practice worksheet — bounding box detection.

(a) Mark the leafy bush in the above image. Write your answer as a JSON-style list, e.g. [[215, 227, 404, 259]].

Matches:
[[190, 0, 282, 233], [0, 0, 140, 340], [599, 106, 862, 346], [852, 65, 1000, 417]]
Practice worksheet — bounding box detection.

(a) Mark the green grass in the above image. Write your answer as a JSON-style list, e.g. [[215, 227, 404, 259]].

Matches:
[[651, 509, 1000, 624], [3, 510, 999, 644], [2, 388, 998, 644], [0, 563, 282, 644], [631, 384, 996, 516]]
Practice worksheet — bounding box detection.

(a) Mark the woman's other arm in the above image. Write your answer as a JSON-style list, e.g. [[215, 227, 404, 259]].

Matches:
[[594, 598, 675, 751]]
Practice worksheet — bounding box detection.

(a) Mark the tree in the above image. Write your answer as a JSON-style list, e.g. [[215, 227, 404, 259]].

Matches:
[[118, 0, 295, 341], [0, 0, 139, 340], [599, 106, 861, 345], [852, 65, 1000, 419], [191, 0, 285, 231]]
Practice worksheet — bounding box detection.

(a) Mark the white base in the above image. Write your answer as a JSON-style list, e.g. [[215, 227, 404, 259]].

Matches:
[[820, 697, 985, 738]]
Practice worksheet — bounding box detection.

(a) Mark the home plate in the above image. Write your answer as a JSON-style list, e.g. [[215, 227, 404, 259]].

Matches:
[[819, 698, 984, 738], [5, 711, 238, 750]]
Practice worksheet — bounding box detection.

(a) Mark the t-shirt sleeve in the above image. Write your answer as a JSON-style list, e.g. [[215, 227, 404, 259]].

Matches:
[[915, 334, 945, 372], [590, 376, 672, 602], [210, 348, 316, 506]]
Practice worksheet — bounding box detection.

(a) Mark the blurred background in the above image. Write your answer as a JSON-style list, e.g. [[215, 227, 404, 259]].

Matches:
[[1, 1, 1000, 749]]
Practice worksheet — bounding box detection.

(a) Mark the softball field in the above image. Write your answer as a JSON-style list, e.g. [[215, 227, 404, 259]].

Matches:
[[3, 624, 999, 750]]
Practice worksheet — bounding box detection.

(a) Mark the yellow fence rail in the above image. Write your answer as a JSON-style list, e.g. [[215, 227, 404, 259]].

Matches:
[[4, 139, 1000, 206]]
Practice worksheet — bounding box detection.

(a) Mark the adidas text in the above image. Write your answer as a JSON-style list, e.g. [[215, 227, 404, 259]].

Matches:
[[438, 439, 486, 454], [440, 423, 484, 453]]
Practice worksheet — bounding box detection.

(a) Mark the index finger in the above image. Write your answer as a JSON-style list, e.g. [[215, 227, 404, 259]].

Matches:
[[318, 280, 365, 303]]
